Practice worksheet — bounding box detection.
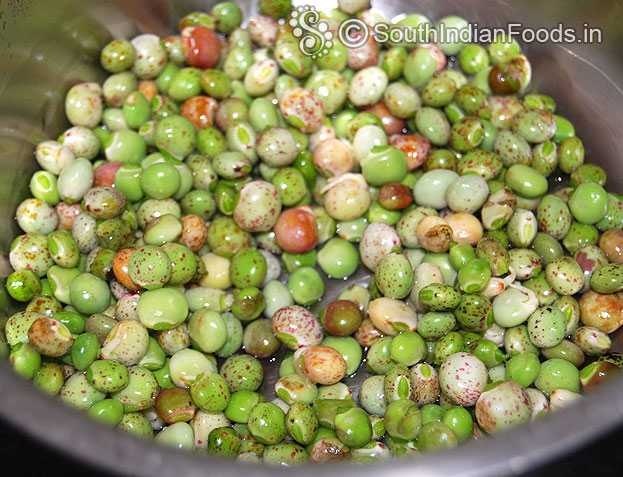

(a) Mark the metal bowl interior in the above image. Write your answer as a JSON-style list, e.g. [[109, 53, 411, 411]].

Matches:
[[1, 0, 623, 475]]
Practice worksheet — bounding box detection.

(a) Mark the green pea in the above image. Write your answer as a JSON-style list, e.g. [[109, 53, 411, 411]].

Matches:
[[214, 181, 237, 216], [374, 253, 413, 300], [568, 183, 608, 225], [418, 283, 461, 312], [417, 312, 457, 341], [362, 146, 408, 186], [433, 331, 465, 365], [139, 337, 167, 370], [420, 403, 445, 426], [229, 248, 267, 288], [161, 242, 196, 285], [552, 115, 576, 144], [154, 115, 196, 160], [153, 358, 175, 389], [118, 412, 153, 438], [86, 359, 130, 393], [111, 365, 158, 412], [263, 280, 294, 319], [275, 39, 314, 79], [322, 336, 362, 376], [532, 232, 564, 265], [70, 333, 101, 371], [235, 423, 265, 456], [112, 164, 143, 201], [61, 373, 106, 411], [139, 162, 180, 200], [88, 398, 125, 426], [336, 217, 369, 243], [520, 94, 555, 113], [271, 167, 307, 206], [458, 43, 489, 74], [196, 127, 226, 158], [33, 362, 65, 395], [120, 91, 149, 129], [590, 263, 623, 293], [96, 219, 133, 251], [263, 442, 308, 465], [207, 427, 240, 457], [449, 242, 476, 270], [104, 129, 146, 164], [419, 421, 459, 452], [155, 62, 179, 93], [403, 46, 436, 89], [562, 222, 599, 255], [541, 339, 585, 368], [457, 258, 491, 293], [181, 190, 216, 222], [137, 287, 188, 330], [52, 311, 84, 335], [47, 230, 80, 270], [505, 352, 541, 387], [317, 383, 351, 401], [25, 295, 62, 317], [316, 40, 348, 71], [288, 266, 324, 306], [190, 371, 231, 412], [247, 402, 287, 445], [225, 391, 265, 423], [388, 331, 427, 367], [198, 68, 230, 99], [305, 70, 347, 114], [275, 373, 317, 405], [6, 270, 42, 303], [503, 325, 537, 357], [441, 407, 473, 441], [334, 407, 372, 449], [128, 245, 172, 289], [168, 68, 202, 102], [226, 121, 257, 163], [85, 313, 117, 345], [277, 355, 296, 379], [472, 339, 506, 368], [29, 170, 61, 205], [188, 309, 227, 353], [527, 306, 567, 348], [313, 399, 357, 429], [155, 422, 194, 450], [535, 358, 580, 397], [384, 399, 421, 441], [10, 342, 41, 379], [100, 39, 136, 73], [505, 164, 548, 198], [366, 201, 402, 226], [414, 107, 451, 146], [249, 97, 279, 132], [383, 364, 412, 404], [285, 401, 319, 445], [231, 287, 265, 322], [211, 1, 242, 33], [366, 336, 395, 374], [69, 272, 110, 315]]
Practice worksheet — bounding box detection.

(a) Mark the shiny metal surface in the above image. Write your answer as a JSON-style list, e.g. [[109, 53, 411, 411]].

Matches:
[[1, 0, 623, 475]]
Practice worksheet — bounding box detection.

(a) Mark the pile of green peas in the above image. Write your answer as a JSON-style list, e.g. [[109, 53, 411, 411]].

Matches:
[[4, 0, 623, 466]]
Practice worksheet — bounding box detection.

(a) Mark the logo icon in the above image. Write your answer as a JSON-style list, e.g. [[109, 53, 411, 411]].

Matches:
[[289, 5, 334, 58]]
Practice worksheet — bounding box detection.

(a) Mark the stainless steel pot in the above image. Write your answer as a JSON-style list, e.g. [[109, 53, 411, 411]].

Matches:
[[1, 0, 623, 475]]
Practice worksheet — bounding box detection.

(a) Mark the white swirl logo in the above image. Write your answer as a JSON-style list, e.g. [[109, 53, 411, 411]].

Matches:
[[290, 6, 333, 59], [338, 18, 369, 49]]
